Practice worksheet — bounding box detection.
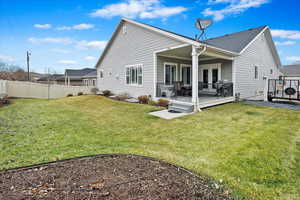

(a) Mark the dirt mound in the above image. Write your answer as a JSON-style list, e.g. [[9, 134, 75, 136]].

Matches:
[[0, 154, 232, 199]]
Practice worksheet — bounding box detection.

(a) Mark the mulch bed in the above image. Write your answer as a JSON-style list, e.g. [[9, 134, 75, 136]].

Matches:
[[0, 154, 232, 200]]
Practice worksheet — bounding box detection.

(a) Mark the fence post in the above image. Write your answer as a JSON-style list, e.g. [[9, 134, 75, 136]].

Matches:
[[0, 80, 8, 94], [264, 77, 269, 102]]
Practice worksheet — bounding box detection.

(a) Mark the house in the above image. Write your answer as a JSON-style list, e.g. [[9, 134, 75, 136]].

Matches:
[[95, 18, 281, 112], [82, 70, 97, 86], [280, 64, 300, 78], [36, 74, 65, 84], [65, 68, 97, 86]]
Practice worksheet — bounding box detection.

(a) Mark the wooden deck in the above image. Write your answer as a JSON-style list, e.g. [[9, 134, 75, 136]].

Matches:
[[170, 96, 235, 109]]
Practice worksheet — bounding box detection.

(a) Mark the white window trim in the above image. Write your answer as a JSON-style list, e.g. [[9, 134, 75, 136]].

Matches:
[[125, 64, 143, 87], [163, 62, 178, 85], [199, 63, 221, 83], [180, 64, 192, 86]]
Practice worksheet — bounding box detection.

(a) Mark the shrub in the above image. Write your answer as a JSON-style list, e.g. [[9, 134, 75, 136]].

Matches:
[[138, 95, 149, 104], [116, 92, 130, 101], [158, 99, 169, 108], [77, 92, 84, 96], [67, 94, 73, 97], [148, 100, 157, 106], [0, 94, 10, 106], [91, 87, 99, 94], [102, 90, 112, 97]]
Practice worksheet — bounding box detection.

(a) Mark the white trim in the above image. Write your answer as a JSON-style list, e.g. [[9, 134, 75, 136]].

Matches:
[[199, 63, 222, 88], [125, 63, 143, 87], [203, 51, 234, 60], [158, 54, 192, 61], [163, 62, 178, 85], [154, 44, 191, 54], [180, 64, 192, 86], [232, 59, 236, 97], [239, 26, 268, 54]]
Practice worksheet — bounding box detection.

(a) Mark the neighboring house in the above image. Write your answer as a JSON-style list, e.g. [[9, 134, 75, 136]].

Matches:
[[36, 74, 65, 84], [280, 64, 300, 78], [65, 68, 97, 86], [95, 18, 281, 111]]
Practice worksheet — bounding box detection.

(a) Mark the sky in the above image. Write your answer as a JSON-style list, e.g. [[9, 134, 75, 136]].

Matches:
[[0, 0, 300, 74]]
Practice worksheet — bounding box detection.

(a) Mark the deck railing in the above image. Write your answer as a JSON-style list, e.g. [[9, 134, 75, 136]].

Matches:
[[156, 81, 233, 98]]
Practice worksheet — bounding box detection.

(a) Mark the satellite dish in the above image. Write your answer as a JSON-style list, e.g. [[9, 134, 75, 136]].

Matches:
[[195, 18, 213, 41]]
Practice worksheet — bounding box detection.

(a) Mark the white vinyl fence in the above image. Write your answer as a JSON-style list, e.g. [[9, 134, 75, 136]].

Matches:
[[0, 80, 94, 99]]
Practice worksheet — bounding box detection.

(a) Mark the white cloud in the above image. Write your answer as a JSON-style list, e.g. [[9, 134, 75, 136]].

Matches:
[[34, 24, 52, 29], [58, 60, 77, 65], [56, 26, 72, 31], [84, 56, 96, 61], [0, 55, 14, 62], [89, 0, 187, 20], [76, 40, 107, 50], [271, 29, 300, 40], [50, 49, 71, 54], [202, 0, 269, 21], [28, 37, 72, 44], [286, 56, 300, 62], [274, 41, 296, 46], [73, 24, 95, 30], [57, 24, 95, 30]]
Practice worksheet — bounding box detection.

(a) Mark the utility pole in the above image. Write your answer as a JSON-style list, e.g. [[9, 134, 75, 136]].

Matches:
[[27, 51, 31, 81]]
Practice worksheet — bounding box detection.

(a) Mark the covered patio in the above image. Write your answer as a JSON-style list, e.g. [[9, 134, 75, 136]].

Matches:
[[154, 44, 237, 111]]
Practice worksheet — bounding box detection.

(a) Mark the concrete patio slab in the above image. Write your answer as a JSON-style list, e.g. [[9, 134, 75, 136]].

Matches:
[[149, 109, 191, 119]]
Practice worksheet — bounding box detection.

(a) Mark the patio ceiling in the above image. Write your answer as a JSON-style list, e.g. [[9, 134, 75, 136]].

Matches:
[[157, 45, 235, 61]]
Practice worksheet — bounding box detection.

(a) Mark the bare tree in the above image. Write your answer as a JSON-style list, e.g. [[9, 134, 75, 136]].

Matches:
[[0, 62, 26, 80]]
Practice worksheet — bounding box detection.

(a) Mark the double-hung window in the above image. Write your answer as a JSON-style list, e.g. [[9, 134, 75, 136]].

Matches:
[[164, 63, 177, 85], [126, 64, 143, 86], [254, 66, 259, 80]]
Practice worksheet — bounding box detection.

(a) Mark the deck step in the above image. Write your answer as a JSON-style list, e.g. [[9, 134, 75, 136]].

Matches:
[[168, 102, 194, 113]]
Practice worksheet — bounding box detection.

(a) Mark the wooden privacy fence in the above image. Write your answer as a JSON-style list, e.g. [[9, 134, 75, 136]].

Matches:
[[0, 80, 94, 99]]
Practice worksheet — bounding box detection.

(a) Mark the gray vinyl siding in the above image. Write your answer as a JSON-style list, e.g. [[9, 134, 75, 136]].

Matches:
[[97, 21, 183, 97], [234, 33, 281, 99]]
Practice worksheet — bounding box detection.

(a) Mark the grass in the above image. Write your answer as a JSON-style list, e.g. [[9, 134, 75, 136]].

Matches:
[[0, 95, 300, 199]]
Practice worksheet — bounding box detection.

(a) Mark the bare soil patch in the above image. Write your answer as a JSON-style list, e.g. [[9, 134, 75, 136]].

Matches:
[[0, 154, 232, 199]]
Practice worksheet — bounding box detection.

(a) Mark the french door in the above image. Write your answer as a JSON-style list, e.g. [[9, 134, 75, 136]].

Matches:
[[200, 63, 221, 90], [181, 64, 192, 86]]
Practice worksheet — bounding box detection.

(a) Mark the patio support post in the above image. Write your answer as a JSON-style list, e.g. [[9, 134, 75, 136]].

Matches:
[[192, 45, 206, 112]]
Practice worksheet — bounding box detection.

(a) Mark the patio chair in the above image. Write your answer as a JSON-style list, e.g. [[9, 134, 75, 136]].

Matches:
[[160, 85, 175, 98]]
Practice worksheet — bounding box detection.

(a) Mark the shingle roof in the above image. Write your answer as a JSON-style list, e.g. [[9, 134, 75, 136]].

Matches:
[[65, 68, 96, 77], [281, 64, 300, 76], [82, 70, 97, 78], [202, 26, 267, 53], [37, 74, 64, 81]]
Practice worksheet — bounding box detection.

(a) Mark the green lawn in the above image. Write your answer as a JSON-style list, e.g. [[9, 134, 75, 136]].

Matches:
[[0, 96, 300, 199]]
